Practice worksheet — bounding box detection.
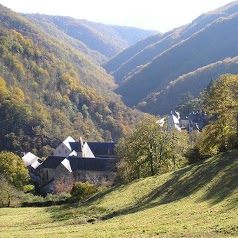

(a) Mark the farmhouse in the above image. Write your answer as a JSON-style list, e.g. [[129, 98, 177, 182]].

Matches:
[[157, 111, 208, 132], [24, 110, 207, 194], [38, 155, 118, 193], [29, 138, 118, 193]]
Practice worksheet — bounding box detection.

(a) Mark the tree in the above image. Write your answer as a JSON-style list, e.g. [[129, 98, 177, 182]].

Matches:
[[70, 182, 98, 200], [0, 175, 21, 207], [116, 116, 189, 182], [198, 75, 238, 156], [0, 151, 29, 189]]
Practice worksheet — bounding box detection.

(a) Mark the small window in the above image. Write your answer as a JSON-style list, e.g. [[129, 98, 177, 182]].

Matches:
[[46, 170, 49, 180]]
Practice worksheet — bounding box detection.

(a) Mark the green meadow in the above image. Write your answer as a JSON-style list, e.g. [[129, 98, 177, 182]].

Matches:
[[1, 150, 238, 238]]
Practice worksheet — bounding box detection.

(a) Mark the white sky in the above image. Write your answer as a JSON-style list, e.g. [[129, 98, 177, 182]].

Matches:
[[0, 0, 235, 32]]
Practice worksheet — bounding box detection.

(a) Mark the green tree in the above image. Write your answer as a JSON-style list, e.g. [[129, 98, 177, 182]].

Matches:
[[0, 151, 29, 189], [70, 182, 98, 200], [198, 75, 238, 156], [116, 116, 189, 182], [0, 175, 21, 207]]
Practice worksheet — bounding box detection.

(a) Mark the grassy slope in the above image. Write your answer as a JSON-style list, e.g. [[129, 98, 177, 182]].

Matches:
[[1, 150, 238, 237]]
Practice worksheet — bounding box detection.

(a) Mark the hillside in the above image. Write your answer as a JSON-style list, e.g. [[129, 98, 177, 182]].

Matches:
[[103, 32, 163, 74], [117, 10, 238, 108], [0, 4, 143, 156], [105, 1, 238, 83], [138, 57, 238, 114], [103, 1, 238, 115], [23, 14, 157, 61], [1, 150, 238, 237]]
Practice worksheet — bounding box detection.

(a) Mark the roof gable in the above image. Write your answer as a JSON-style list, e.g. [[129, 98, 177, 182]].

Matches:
[[22, 152, 40, 167], [61, 158, 72, 172], [63, 136, 75, 149]]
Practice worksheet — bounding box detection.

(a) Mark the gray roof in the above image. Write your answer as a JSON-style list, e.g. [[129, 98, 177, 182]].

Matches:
[[86, 142, 117, 157], [69, 142, 82, 152], [68, 156, 118, 172], [37, 156, 65, 170], [38, 155, 118, 173]]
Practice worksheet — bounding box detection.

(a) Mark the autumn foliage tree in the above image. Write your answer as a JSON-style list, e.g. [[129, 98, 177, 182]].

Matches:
[[198, 74, 238, 157], [116, 116, 189, 183], [0, 151, 29, 189], [0, 152, 29, 207]]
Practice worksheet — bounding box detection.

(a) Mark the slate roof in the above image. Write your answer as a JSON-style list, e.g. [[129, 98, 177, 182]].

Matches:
[[69, 142, 82, 152], [37, 156, 66, 170], [38, 155, 118, 173], [86, 142, 117, 157], [67, 156, 118, 172]]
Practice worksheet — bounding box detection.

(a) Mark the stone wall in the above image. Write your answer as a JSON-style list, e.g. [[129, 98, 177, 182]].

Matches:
[[73, 170, 117, 186]]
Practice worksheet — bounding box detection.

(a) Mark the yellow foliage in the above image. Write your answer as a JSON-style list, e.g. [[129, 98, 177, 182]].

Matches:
[[12, 86, 25, 102]]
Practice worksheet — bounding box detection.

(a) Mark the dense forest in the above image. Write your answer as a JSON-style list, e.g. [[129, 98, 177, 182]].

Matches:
[[0, 4, 144, 156]]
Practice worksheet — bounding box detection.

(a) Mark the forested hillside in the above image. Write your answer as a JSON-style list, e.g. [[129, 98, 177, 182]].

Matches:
[[104, 1, 238, 115], [23, 14, 157, 62], [0, 4, 143, 156], [138, 56, 238, 114]]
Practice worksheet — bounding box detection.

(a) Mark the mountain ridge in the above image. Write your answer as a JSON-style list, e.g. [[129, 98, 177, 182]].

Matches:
[[105, 1, 238, 83], [23, 13, 157, 62], [111, 1, 238, 114]]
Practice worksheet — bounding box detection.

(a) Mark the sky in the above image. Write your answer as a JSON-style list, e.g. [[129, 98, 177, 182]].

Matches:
[[0, 0, 235, 32]]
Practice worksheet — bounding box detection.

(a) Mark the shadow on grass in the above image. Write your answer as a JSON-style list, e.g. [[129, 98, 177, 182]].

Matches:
[[47, 150, 238, 222], [45, 185, 118, 221], [102, 150, 238, 220]]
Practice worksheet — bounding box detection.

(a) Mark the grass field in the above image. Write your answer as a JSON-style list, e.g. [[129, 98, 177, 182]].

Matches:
[[1, 150, 238, 237]]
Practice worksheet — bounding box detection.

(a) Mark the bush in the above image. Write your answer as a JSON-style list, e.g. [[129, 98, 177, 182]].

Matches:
[[70, 182, 98, 200], [23, 184, 35, 193], [0, 176, 23, 207]]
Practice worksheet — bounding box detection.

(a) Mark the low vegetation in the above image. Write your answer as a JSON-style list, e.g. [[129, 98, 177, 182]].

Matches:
[[0, 149, 238, 237], [70, 181, 98, 200]]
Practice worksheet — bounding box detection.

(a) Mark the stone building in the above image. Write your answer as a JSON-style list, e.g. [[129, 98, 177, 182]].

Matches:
[[38, 155, 118, 193]]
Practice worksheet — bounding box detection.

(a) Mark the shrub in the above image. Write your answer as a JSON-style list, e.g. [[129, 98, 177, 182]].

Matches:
[[23, 184, 35, 193], [0, 176, 22, 207], [70, 182, 98, 200]]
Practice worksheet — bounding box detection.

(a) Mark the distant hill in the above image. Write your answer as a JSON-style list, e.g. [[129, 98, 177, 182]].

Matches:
[[106, 1, 238, 83], [103, 33, 163, 75], [0, 4, 143, 156], [104, 1, 238, 115], [23, 14, 157, 62], [138, 56, 238, 114]]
